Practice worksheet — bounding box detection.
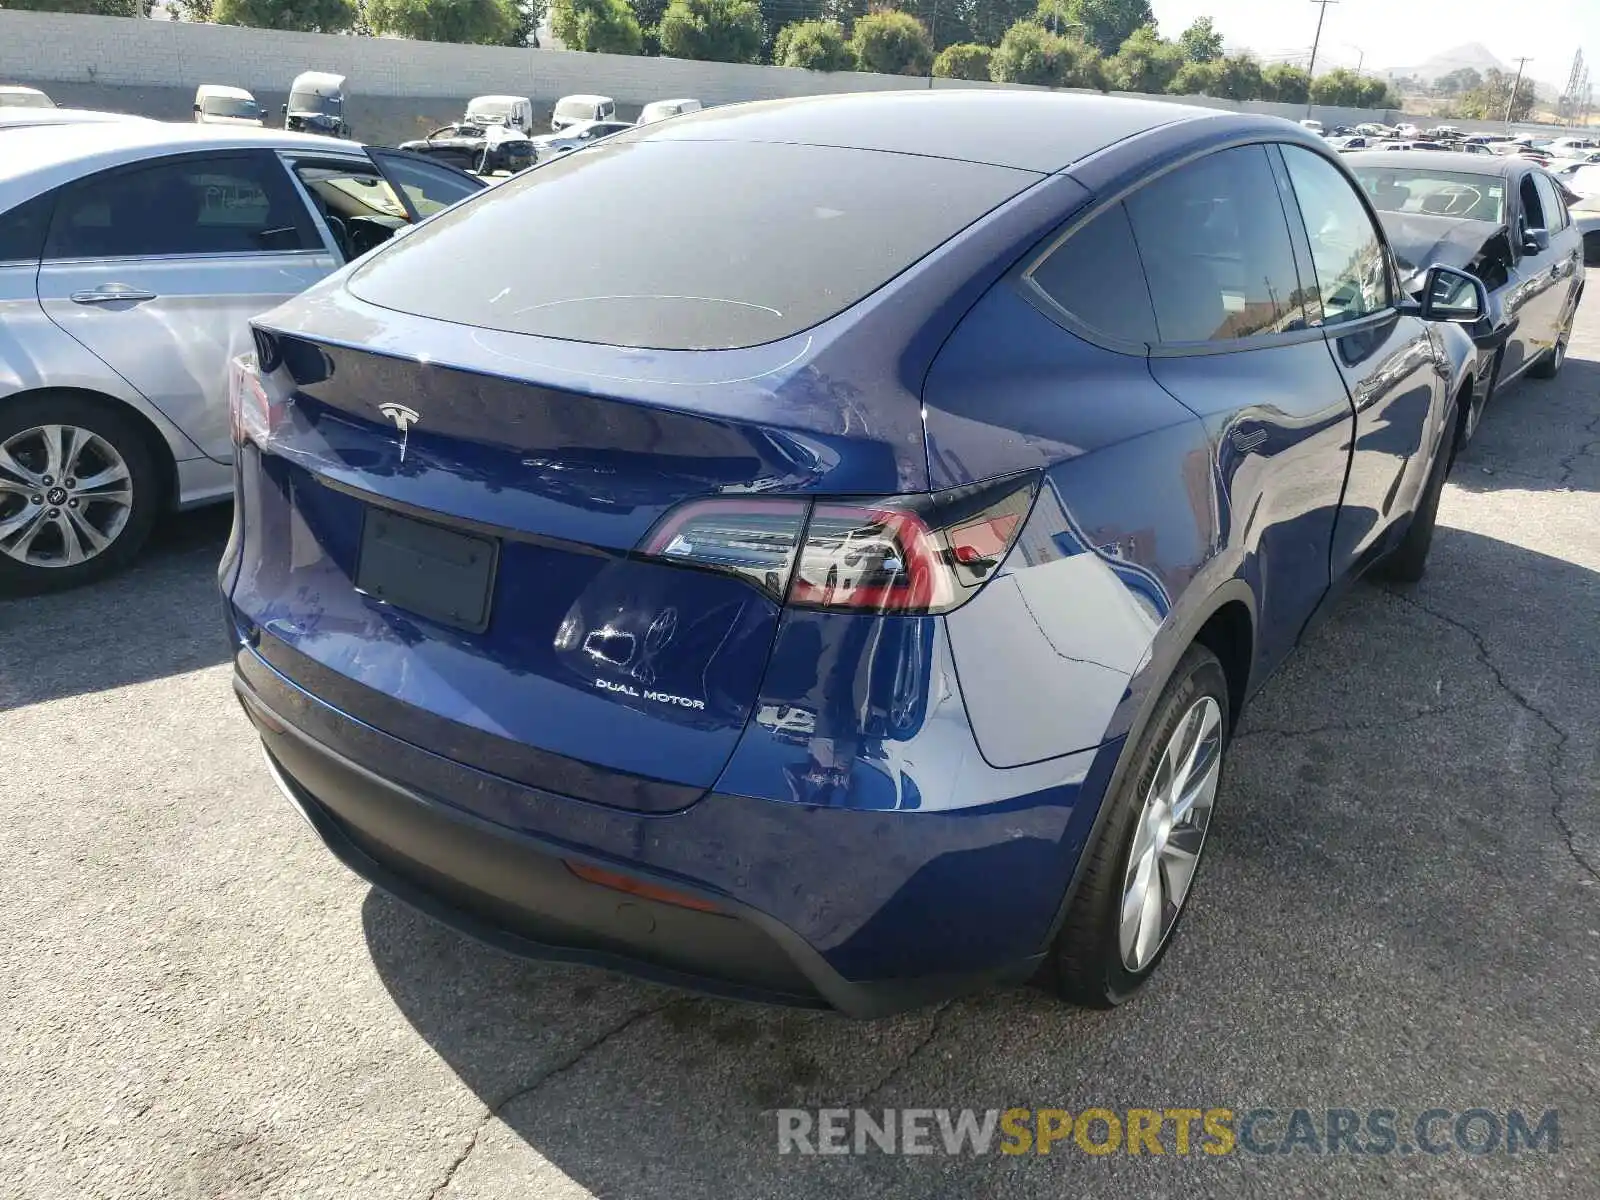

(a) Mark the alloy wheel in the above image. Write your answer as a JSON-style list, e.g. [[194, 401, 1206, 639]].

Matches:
[[1118, 695, 1223, 972], [0, 424, 134, 568]]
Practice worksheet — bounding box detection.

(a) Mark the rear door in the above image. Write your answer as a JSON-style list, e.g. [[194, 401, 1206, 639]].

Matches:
[[35, 150, 332, 463], [1128, 143, 1358, 677], [1532, 170, 1583, 332], [1278, 143, 1445, 576]]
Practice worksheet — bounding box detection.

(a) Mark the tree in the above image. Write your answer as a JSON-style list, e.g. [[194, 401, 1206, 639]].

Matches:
[[1213, 52, 1261, 100], [1434, 66, 1482, 97], [932, 41, 992, 80], [1310, 66, 1363, 107], [551, 0, 641, 51], [989, 20, 1103, 88], [507, 0, 545, 44], [366, 0, 517, 44], [850, 9, 932, 76], [1053, 0, 1153, 57], [1177, 14, 1221, 63], [1260, 62, 1309, 104], [758, 0, 820, 57], [1457, 68, 1534, 122], [1105, 23, 1182, 94], [950, 0, 1037, 48], [1168, 58, 1221, 95], [1357, 76, 1397, 109], [773, 17, 854, 68], [213, 0, 355, 31], [658, 0, 763, 60]]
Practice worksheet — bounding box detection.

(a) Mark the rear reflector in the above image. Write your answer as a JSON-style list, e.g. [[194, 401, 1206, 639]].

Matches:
[[565, 861, 724, 914], [635, 472, 1039, 614]]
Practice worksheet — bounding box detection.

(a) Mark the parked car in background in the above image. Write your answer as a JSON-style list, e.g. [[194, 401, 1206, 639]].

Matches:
[[283, 71, 348, 138], [1570, 194, 1600, 264], [194, 85, 265, 127], [1326, 135, 1369, 151], [399, 116, 534, 175], [0, 108, 150, 131], [1349, 150, 1584, 438], [1299, 118, 1325, 136], [1395, 122, 1422, 138], [1545, 136, 1600, 163], [636, 98, 703, 125], [0, 122, 482, 591], [530, 118, 632, 160], [225, 91, 1487, 1016], [1559, 162, 1600, 196], [0, 85, 52, 109], [465, 95, 534, 136], [550, 93, 615, 132]]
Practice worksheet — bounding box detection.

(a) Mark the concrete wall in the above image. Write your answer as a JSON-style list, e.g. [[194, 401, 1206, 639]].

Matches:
[[0, 9, 1400, 147]]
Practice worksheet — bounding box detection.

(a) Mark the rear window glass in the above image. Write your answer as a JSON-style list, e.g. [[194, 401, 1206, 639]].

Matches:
[[345, 139, 1036, 350]]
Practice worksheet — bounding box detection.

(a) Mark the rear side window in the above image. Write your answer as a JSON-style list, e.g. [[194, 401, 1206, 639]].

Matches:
[[0, 193, 54, 263], [346, 139, 1037, 350], [45, 152, 317, 260], [1124, 145, 1306, 344], [1026, 202, 1157, 346]]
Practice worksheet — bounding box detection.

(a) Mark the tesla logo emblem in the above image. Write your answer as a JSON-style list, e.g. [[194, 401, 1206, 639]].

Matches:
[[377, 403, 420, 460]]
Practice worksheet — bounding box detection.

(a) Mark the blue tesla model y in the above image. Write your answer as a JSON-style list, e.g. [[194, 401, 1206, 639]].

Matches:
[[223, 91, 1489, 1015]]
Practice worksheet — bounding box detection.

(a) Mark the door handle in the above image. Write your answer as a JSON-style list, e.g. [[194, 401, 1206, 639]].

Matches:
[[69, 285, 158, 304]]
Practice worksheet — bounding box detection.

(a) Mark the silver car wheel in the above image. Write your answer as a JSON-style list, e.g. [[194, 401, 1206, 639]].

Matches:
[[0, 424, 134, 568], [1118, 695, 1222, 972]]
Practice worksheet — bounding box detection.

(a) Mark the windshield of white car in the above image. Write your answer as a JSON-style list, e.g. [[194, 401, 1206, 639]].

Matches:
[[202, 97, 260, 119], [1354, 167, 1506, 224], [555, 99, 601, 120], [289, 92, 341, 115], [0, 90, 52, 109]]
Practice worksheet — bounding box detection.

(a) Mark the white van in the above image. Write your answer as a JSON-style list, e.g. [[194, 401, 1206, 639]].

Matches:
[[636, 98, 703, 126], [466, 94, 534, 135], [551, 93, 616, 132], [193, 84, 265, 126]]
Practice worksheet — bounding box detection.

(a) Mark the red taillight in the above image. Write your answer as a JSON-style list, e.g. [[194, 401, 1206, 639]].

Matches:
[[564, 861, 723, 913], [228, 353, 292, 448], [635, 473, 1038, 614]]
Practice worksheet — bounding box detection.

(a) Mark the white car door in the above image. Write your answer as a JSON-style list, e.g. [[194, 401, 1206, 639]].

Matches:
[[34, 149, 335, 464]]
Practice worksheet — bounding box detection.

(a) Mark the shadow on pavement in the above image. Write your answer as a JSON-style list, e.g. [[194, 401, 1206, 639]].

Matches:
[[0, 505, 233, 711], [359, 522, 1598, 1197]]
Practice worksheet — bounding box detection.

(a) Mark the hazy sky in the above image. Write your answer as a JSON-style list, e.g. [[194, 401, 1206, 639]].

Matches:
[[1149, 0, 1596, 89]]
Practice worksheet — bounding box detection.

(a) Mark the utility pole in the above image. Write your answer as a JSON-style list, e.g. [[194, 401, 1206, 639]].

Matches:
[[1305, 0, 1338, 119], [1560, 50, 1585, 125], [1505, 56, 1532, 128]]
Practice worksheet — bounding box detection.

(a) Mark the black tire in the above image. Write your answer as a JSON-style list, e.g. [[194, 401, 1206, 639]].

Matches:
[[1528, 309, 1572, 380], [1040, 644, 1230, 1007], [0, 393, 161, 596], [1373, 409, 1456, 585]]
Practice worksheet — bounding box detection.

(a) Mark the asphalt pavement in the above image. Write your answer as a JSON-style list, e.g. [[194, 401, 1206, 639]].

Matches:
[[3, 302, 1598, 1199]]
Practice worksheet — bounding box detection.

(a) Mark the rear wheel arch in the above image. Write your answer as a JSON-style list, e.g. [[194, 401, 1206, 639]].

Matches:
[[0, 387, 178, 511]]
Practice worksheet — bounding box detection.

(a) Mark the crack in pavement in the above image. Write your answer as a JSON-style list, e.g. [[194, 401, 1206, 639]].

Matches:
[[850, 1002, 953, 1109], [426, 998, 683, 1198], [1382, 586, 1600, 889], [1556, 411, 1600, 487], [1234, 704, 1460, 743]]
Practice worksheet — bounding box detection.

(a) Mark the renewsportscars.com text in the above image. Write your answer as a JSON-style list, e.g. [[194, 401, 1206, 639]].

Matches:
[[776, 1107, 1559, 1157]]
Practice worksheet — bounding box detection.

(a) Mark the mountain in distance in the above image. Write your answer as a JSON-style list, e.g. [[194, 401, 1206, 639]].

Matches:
[[1377, 41, 1564, 100]]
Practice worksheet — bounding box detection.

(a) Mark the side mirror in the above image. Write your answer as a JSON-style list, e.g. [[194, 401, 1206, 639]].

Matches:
[[1522, 227, 1550, 254], [281, 103, 288, 114], [192, 102, 201, 112], [1419, 264, 1489, 325]]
